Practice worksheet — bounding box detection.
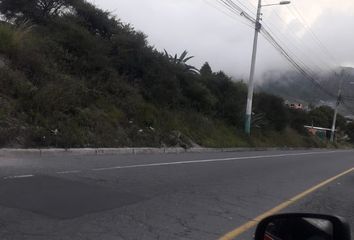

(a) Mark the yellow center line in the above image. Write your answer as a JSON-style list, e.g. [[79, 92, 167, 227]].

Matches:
[[219, 167, 354, 240]]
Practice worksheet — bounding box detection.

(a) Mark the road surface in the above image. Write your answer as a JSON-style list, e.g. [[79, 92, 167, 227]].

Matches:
[[0, 149, 353, 240]]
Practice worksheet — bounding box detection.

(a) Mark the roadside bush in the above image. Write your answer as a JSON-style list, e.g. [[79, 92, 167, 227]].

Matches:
[[253, 93, 289, 131], [288, 109, 310, 134], [346, 122, 354, 143], [0, 24, 15, 54]]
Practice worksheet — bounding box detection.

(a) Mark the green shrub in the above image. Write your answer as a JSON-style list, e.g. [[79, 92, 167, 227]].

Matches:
[[0, 24, 15, 53]]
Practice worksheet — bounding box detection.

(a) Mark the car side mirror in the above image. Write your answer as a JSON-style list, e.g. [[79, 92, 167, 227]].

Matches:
[[254, 213, 351, 240]]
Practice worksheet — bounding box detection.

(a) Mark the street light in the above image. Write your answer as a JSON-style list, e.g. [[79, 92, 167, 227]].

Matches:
[[244, 0, 291, 135]]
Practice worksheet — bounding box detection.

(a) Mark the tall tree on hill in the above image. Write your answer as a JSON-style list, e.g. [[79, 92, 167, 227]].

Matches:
[[70, 0, 120, 38], [0, 0, 74, 22], [200, 62, 212, 76]]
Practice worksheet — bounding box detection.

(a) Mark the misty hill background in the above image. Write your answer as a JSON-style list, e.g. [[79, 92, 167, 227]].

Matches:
[[259, 67, 354, 117]]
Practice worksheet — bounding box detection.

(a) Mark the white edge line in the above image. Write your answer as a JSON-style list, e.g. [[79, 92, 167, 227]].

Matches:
[[91, 150, 345, 172], [57, 170, 81, 174], [2, 151, 350, 177], [3, 174, 34, 179]]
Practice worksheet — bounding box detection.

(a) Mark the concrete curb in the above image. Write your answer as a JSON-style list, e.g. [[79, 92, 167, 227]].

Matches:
[[0, 147, 328, 157]]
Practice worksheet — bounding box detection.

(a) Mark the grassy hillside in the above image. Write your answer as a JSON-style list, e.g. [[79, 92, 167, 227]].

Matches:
[[0, 0, 335, 148]]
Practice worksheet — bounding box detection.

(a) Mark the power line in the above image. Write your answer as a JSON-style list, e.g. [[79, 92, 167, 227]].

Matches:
[[204, 0, 340, 99], [285, 3, 354, 102], [244, 1, 354, 110], [237, 0, 336, 74], [284, 6, 336, 70], [227, 0, 256, 18], [243, 1, 336, 94], [261, 23, 322, 76], [217, 0, 244, 15], [259, 5, 335, 73], [203, 0, 254, 28], [290, 4, 338, 65], [260, 27, 335, 98], [222, 0, 245, 13], [213, 0, 255, 26], [225, 0, 256, 23], [215, 0, 341, 76], [342, 101, 354, 115], [215, 0, 255, 23], [206, 0, 354, 132]]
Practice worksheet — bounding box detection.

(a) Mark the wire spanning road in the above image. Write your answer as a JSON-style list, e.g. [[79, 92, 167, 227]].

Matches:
[[0, 149, 353, 239]]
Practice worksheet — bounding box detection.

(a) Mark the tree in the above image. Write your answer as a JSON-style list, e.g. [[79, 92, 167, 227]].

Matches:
[[180, 75, 217, 113], [253, 93, 289, 131], [346, 122, 354, 143], [35, 0, 71, 16], [163, 49, 199, 74], [200, 62, 212, 76], [0, 0, 73, 22], [204, 71, 247, 126], [70, 0, 120, 38], [308, 106, 346, 130], [288, 109, 310, 134]]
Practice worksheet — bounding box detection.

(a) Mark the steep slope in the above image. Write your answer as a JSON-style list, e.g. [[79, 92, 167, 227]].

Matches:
[[0, 0, 331, 148]]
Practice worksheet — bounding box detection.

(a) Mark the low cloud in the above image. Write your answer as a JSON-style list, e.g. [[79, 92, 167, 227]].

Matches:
[[93, 0, 354, 82]]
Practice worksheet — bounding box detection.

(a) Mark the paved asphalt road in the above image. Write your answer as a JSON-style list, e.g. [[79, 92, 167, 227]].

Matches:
[[0, 149, 354, 240]]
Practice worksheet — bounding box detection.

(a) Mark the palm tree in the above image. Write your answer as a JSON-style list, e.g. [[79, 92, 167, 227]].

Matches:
[[164, 49, 199, 74]]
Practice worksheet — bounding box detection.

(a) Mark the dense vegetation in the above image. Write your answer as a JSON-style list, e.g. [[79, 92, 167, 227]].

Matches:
[[0, 0, 351, 148]]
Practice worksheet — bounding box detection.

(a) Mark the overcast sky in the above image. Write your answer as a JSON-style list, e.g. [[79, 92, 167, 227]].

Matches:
[[91, 0, 354, 82]]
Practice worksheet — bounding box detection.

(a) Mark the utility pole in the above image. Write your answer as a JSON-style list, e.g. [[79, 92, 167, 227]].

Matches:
[[244, 0, 262, 135], [244, 1, 290, 135], [330, 70, 344, 142]]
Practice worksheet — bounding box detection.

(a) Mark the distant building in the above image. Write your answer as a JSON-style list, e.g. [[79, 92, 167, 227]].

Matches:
[[285, 101, 304, 110]]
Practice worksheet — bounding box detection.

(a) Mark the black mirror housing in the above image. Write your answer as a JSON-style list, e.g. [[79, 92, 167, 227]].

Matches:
[[255, 213, 351, 240]]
